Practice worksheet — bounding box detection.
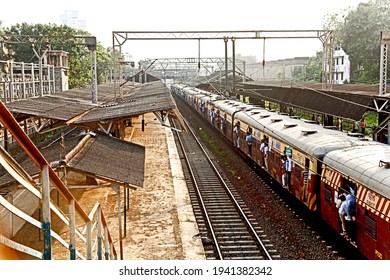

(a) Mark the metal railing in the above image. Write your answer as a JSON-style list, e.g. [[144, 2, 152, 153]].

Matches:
[[0, 101, 117, 260]]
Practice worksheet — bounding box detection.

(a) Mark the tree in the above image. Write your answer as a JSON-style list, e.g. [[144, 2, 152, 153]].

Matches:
[[324, 0, 390, 83], [301, 52, 322, 83], [3, 23, 112, 88]]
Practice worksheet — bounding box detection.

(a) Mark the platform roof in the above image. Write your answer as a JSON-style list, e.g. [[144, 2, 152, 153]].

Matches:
[[0, 128, 145, 189], [232, 81, 388, 121], [67, 133, 145, 188], [5, 81, 176, 124], [73, 81, 176, 124], [197, 80, 390, 121]]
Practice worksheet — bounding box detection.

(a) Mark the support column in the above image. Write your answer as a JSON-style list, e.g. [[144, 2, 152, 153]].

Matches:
[[31, 63, 35, 97], [224, 37, 228, 91], [97, 206, 102, 260], [231, 37, 236, 94], [21, 62, 26, 99], [379, 31, 389, 96], [91, 49, 98, 103], [9, 61, 14, 102], [41, 164, 52, 260], [69, 199, 76, 260], [113, 183, 123, 260], [104, 226, 109, 260], [86, 220, 92, 260]]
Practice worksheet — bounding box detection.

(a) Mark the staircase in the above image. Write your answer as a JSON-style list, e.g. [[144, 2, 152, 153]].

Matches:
[[0, 101, 117, 260]]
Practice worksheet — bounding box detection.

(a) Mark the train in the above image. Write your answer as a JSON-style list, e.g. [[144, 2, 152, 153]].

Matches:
[[171, 83, 390, 260]]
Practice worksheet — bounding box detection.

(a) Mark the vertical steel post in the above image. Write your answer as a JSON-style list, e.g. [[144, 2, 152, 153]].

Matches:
[[41, 164, 52, 260], [86, 37, 98, 104], [123, 186, 127, 238], [47, 65, 51, 94], [224, 37, 228, 91], [69, 199, 76, 260], [9, 61, 14, 102], [379, 31, 389, 96], [91, 49, 98, 103], [86, 221, 92, 260], [116, 184, 123, 260], [232, 37, 236, 93], [31, 63, 35, 97], [262, 38, 266, 80], [97, 206, 102, 260], [21, 62, 26, 99], [104, 226, 109, 260], [51, 65, 55, 94]]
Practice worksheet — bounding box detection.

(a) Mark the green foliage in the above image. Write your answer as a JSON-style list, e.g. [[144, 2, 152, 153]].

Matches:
[[327, 0, 390, 83], [302, 52, 323, 82], [2, 23, 112, 89]]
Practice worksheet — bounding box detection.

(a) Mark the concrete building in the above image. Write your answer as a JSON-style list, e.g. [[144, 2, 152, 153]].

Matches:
[[333, 46, 351, 84]]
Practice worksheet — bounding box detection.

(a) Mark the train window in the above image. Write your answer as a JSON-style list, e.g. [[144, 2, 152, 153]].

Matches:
[[365, 213, 377, 240], [324, 186, 333, 205]]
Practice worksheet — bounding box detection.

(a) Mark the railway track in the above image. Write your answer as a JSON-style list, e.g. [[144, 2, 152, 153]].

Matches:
[[170, 117, 278, 260]]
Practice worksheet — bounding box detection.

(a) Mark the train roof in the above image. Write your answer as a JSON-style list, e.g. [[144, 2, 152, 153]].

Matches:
[[323, 144, 390, 199], [212, 99, 369, 158], [175, 84, 390, 199], [174, 84, 375, 158]]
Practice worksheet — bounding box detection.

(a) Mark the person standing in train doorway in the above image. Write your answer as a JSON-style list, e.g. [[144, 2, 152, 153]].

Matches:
[[245, 127, 253, 158], [285, 155, 293, 190], [233, 121, 240, 148]]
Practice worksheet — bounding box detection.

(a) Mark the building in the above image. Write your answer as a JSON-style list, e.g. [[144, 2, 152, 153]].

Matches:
[[59, 10, 87, 31], [333, 46, 350, 84]]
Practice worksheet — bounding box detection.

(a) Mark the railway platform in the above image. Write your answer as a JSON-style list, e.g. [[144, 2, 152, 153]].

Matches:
[[119, 113, 205, 259], [0, 112, 205, 260]]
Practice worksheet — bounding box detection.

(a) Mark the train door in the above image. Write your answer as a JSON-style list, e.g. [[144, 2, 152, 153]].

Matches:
[[301, 158, 310, 204], [339, 179, 357, 245]]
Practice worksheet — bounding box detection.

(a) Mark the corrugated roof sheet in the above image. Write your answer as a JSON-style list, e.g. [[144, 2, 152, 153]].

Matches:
[[67, 134, 145, 187], [233, 83, 375, 120], [5, 81, 176, 124], [0, 129, 145, 188], [75, 82, 176, 123], [0, 127, 84, 187]]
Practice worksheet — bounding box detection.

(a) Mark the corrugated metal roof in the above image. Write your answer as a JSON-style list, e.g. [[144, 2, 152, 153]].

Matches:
[[6, 96, 95, 121], [0, 128, 84, 187], [242, 83, 374, 120], [74, 82, 176, 123], [67, 134, 145, 187], [5, 81, 176, 124], [206, 82, 381, 121], [0, 129, 145, 188]]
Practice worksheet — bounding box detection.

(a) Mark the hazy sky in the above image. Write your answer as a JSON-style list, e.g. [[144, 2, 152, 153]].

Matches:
[[1, 0, 366, 62]]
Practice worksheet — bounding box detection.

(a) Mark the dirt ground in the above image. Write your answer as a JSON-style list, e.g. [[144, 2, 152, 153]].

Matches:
[[3, 113, 204, 260]]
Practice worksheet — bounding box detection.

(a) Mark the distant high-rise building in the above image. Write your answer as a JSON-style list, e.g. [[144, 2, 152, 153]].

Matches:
[[60, 10, 86, 31]]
